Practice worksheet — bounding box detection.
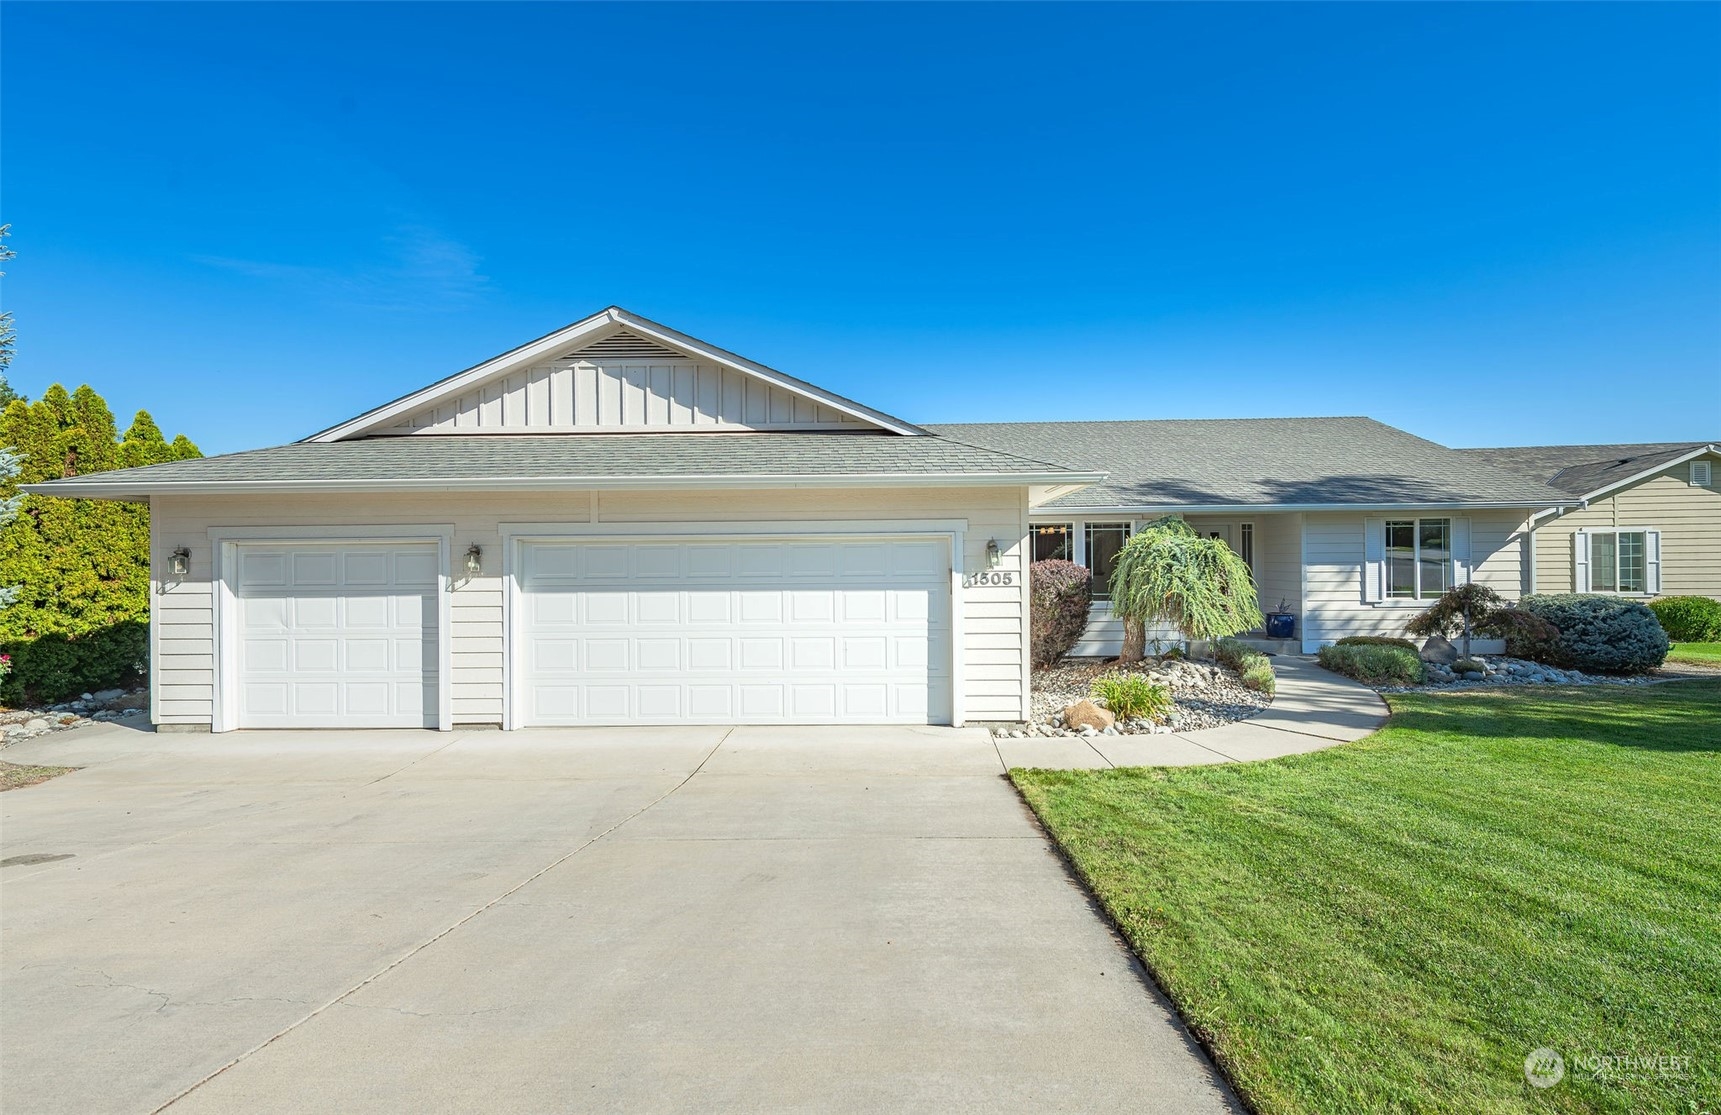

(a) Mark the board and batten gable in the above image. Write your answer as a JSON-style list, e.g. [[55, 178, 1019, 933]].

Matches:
[[1300, 510, 1533, 652], [1530, 451, 1721, 599], [381, 358, 875, 434], [148, 485, 1033, 728]]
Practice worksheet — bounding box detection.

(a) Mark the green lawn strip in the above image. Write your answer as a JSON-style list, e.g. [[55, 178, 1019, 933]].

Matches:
[[0, 760, 78, 791], [1668, 642, 1721, 665], [1012, 682, 1721, 1115]]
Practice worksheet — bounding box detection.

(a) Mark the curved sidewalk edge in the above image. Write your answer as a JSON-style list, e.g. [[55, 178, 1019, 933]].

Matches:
[[996, 657, 1390, 770]]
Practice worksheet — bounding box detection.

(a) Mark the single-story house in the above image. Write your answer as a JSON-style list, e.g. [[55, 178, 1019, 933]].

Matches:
[[1457, 442, 1720, 600], [28, 308, 1605, 732]]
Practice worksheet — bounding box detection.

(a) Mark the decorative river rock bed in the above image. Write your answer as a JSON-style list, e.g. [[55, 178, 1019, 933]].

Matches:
[[1378, 654, 1671, 692], [0, 688, 147, 746], [995, 656, 1273, 739]]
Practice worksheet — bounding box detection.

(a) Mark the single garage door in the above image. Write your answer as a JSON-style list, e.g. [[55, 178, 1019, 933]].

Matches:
[[517, 537, 952, 725], [234, 542, 439, 728]]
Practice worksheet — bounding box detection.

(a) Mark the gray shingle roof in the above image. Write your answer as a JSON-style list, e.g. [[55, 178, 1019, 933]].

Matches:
[[1457, 442, 1717, 497], [25, 432, 1096, 497], [928, 418, 1568, 509]]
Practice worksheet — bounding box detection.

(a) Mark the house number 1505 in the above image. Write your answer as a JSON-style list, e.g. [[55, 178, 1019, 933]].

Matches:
[[964, 571, 1015, 588]]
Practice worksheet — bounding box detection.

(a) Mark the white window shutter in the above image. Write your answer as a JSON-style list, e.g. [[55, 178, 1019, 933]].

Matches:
[[1452, 517, 1472, 585], [1645, 530, 1661, 595], [1572, 531, 1590, 593], [1363, 518, 1385, 603]]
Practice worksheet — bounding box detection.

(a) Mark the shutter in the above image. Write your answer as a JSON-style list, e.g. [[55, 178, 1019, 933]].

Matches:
[[1363, 518, 1385, 603], [1572, 531, 1590, 593], [1451, 517, 1472, 585], [1644, 530, 1661, 595]]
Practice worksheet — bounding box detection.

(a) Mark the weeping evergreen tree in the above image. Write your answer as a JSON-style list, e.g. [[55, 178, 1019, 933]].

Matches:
[[1110, 515, 1265, 663]]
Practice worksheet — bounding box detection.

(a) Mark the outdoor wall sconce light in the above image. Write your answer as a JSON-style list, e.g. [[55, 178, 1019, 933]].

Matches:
[[464, 544, 483, 576], [168, 546, 190, 576], [985, 538, 1001, 568]]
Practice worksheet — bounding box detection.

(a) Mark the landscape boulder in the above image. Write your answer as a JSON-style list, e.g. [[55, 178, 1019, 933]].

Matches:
[[1062, 699, 1116, 732], [1419, 635, 1458, 664]]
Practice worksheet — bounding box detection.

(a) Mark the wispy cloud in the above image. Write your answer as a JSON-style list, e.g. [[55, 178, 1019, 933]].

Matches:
[[196, 224, 488, 311]]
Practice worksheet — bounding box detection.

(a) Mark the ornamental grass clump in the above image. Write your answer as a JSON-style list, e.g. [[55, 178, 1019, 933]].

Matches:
[[1110, 517, 1263, 664], [1214, 637, 1275, 696], [1089, 673, 1173, 722]]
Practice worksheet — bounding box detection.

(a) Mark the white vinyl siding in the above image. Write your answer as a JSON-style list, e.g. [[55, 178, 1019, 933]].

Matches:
[[151, 485, 1031, 728], [1304, 510, 1530, 652], [382, 359, 871, 434]]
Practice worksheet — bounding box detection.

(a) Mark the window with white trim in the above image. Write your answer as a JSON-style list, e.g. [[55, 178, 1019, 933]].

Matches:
[[1587, 530, 1649, 593], [1032, 523, 1073, 563], [1084, 522, 1131, 599], [1385, 518, 1452, 600], [1238, 522, 1255, 570], [1693, 460, 1713, 487]]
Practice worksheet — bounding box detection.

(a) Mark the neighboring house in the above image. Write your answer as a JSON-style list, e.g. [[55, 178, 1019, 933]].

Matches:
[[28, 308, 1578, 732], [929, 420, 1566, 656], [1458, 442, 1720, 601]]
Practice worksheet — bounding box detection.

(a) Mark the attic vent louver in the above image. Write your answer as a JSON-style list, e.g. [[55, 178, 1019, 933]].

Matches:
[[565, 331, 686, 360]]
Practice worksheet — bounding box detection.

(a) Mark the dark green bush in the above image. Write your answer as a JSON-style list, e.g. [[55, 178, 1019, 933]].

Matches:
[[1507, 594, 1669, 674], [1318, 643, 1425, 685], [1648, 596, 1721, 643], [1030, 559, 1092, 667], [1335, 635, 1419, 653], [0, 621, 148, 705]]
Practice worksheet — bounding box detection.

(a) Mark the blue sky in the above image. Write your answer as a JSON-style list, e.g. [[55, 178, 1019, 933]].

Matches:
[[5, 2, 1718, 456]]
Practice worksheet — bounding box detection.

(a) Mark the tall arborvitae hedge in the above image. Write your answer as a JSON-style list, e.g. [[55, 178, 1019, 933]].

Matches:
[[0, 384, 201, 704]]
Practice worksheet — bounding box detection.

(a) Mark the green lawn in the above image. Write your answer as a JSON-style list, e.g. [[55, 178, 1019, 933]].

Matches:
[[1669, 642, 1721, 666], [1012, 681, 1721, 1115]]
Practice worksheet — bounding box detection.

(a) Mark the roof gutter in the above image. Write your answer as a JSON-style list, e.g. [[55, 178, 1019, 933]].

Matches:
[[1037, 499, 1567, 515], [22, 470, 1107, 501]]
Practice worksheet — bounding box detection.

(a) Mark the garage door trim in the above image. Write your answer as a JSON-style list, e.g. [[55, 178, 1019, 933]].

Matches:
[[500, 520, 968, 730], [208, 525, 455, 732]]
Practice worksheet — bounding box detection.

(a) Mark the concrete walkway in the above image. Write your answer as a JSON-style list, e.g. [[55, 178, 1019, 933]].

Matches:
[[1, 722, 1242, 1115], [995, 656, 1389, 770]]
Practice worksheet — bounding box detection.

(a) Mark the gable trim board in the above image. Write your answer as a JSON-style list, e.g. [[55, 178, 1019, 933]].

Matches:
[[306, 307, 926, 442]]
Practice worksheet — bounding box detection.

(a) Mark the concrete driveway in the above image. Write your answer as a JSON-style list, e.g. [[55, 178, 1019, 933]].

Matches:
[[2, 722, 1240, 1114]]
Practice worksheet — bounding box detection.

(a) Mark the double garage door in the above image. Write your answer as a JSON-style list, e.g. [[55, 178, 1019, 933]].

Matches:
[[231, 535, 951, 728], [516, 537, 952, 725]]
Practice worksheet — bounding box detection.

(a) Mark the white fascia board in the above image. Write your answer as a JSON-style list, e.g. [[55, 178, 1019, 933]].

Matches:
[[24, 470, 1105, 500], [303, 306, 926, 443], [1031, 499, 1565, 517], [1530, 443, 1718, 520]]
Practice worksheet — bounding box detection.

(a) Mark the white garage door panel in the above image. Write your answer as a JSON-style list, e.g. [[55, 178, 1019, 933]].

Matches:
[[235, 544, 438, 728], [519, 538, 951, 725]]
